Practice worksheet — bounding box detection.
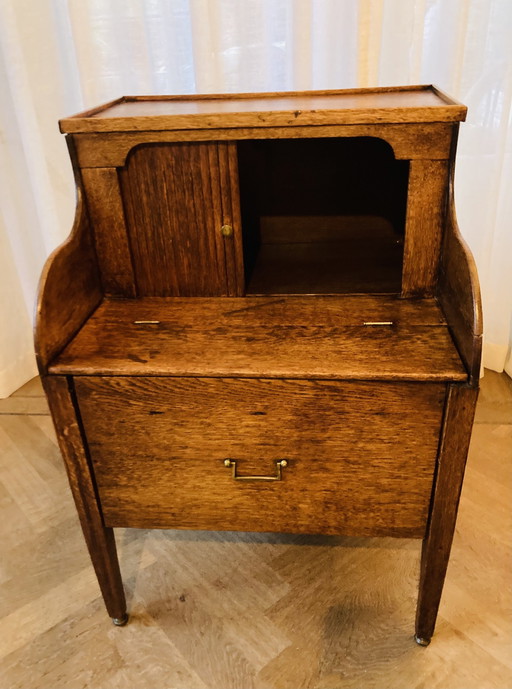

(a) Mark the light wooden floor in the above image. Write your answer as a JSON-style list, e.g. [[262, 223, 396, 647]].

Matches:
[[0, 372, 511, 689]]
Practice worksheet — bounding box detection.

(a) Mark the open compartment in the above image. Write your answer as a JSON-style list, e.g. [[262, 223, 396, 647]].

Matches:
[[238, 137, 410, 295]]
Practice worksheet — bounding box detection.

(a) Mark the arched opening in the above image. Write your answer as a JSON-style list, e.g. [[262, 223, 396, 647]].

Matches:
[[238, 137, 409, 294]]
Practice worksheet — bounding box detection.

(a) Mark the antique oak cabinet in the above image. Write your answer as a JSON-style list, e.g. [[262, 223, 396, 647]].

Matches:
[[35, 86, 482, 645]]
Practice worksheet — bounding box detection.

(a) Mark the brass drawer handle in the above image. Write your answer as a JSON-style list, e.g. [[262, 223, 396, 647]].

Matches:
[[223, 458, 288, 481]]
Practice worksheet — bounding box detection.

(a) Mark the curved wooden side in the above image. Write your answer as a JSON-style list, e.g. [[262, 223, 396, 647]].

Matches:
[[438, 130, 483, 386], [34, 137, 102, 374]]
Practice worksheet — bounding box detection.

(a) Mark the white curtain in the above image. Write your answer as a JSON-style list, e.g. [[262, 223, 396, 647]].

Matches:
[[1, 0, 511, 397]]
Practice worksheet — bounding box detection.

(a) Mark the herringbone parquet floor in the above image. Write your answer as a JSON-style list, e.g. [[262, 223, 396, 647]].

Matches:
[[0, 372, 511, 689]]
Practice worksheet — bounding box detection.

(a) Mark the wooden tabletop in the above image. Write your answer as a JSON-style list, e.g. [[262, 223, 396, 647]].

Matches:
[[59, 85, 466, 133]]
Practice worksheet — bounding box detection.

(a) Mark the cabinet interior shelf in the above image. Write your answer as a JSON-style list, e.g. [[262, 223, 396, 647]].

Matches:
[[245, 215, 403, 294], [50, 295, 466, 381]]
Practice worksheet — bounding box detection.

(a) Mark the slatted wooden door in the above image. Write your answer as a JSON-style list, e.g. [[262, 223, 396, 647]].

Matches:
[[120, 141, 244, 296], [84, 142, 244, 297]]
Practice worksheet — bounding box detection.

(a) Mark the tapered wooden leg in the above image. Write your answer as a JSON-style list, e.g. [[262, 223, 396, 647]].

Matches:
[[415, 384, 478, 644], [44, 375, 127, 622]]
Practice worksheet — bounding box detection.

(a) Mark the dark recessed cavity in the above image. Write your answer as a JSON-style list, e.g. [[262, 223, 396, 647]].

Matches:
[[237, 137, 409, 295]]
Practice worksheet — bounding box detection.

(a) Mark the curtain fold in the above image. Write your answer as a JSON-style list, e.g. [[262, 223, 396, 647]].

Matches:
[[1, 0, 511, 397]]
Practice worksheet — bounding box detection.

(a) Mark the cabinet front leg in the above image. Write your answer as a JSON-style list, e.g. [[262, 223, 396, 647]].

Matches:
[[415, 384, 478, 645], [44, 375, 127, 624]]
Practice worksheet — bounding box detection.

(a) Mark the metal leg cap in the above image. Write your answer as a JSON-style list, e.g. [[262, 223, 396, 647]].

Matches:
[[112, 613, 129, 627], [415, 635, 431, 647]]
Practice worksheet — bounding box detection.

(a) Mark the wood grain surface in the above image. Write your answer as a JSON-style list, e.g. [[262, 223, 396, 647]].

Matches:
[[81, 168, 136, 297], [48, 296, 466, 381], [246, 241, 402, 294], [247, 216, 403, 294], [59, 85, 466, 133], [402, 159, 450, 296], [119, 142, 243, 296], [75, 376, 446, 537]]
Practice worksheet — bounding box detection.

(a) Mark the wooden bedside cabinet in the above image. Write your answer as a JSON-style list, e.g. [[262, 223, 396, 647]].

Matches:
[[35, 86, 482, 645]]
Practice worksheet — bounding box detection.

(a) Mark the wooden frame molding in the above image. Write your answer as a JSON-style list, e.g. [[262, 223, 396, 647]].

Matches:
[[81, 167, 137, 297], [59, 85, 467, 134], [402, 160, 450, 296], [73, 123, 453, 168]]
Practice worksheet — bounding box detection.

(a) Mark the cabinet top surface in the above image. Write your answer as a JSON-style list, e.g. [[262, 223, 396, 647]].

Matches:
[[60, 85, 466, 133]]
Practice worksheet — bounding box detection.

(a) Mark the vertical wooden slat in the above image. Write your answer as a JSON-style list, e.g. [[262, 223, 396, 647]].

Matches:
[[217, 143, 238, 296], [402, 160, 449, 296], [207, 144, 229, 296], [43, 375, 127, 621], [226, 142, 246, 296], [173, 143, 202, 294], [196, 143, 226, 295], [415, 383, 479, 644], [81, 168, 136, 297], [217, 142, 245, 296]]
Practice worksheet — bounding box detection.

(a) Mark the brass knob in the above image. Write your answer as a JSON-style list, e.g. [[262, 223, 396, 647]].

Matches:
[[221, 224, 233, 237], [278, 460, 288, 468]]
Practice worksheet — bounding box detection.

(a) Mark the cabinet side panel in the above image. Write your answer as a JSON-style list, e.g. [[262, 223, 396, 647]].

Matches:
[[439, 216, 482, 384], [34, 137, 102, 373], [118, 142, 233, 296], [438, 125, 482, 386], [402, 160, 449, 296]]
